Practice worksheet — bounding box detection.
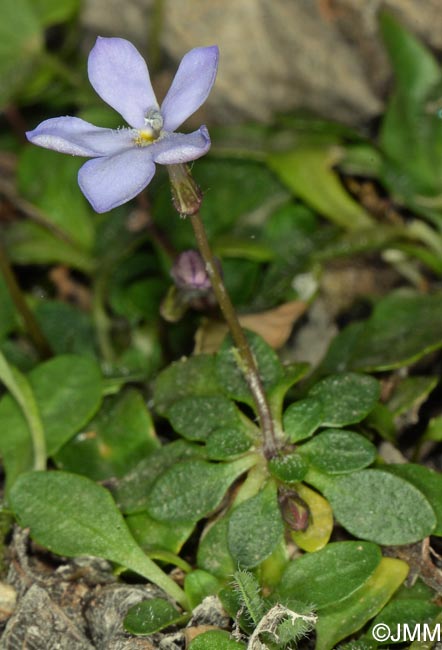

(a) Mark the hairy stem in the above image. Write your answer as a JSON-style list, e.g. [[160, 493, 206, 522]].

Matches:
[[167, 163, 278, 456], [190, 211, 278, 458]]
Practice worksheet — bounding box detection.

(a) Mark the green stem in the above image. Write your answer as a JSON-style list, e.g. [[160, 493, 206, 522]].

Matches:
[[92, 273, 115, 364], [189, 211, 278, 457], [0, 242, 52, 359], [0, 351, 47, 471], [166, 163, 278, 457], [127, 543, 189, 609]]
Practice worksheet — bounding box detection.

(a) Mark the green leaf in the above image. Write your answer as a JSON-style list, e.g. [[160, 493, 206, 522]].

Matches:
[[386, 376, 438, 417], [215, 331, 284, 406], [0, 355, 102, 487], [268, 361, 310, 421], [147, 456, 256, 523], [206, 427, 252, 460], [184, 570, 221, 610], [298, 430, 376, 474], [4, 221, 93, 272], [115, 440, 206, 514], [154, 355, 221, 415], [35, 301, 96, 356], [189, 630, 246, 650], [283, 397, 323, 443], [315, 557, 408, 650], [18, 148, 95, 250], [320, 292, 442, 372], [380, 12, 440, 101], [29, 356, 102, 455], [367, 598, 440, 645], [268, 451, 308, 483], [126, 512, 194, 554], [54, 389, 159, 480], [325, 469, 436, 544], [227, 481, 284, 568], [197, 515, 236, 579], [167, 396, 241, 441], [278, 541, 382, 610], [9, 471, 188, 608], [267, 146, 373, 230], [124, 598, 186, 635], [309, 373, 380, 427], [0, 0, 42, 108], [384, 464, 442, 536], [379, 12, 442, 197]]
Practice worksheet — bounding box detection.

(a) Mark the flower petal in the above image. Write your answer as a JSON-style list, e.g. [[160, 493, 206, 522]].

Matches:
[[150, 126, 211, 164], [26, 116, 134, 157], [78, 149, 156, 213], [88, 37, 158, 129], [161, 46, 219, 132]]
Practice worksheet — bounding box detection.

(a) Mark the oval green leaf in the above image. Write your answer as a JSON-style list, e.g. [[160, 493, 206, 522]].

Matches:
[[147, 457, 255, 523], [116, 440, 205, 514], [154, 355, 221, 415], [197, 515, 236, 579], [206, 427, 252, 460], [55, 389, 159, 479], [167, 395, 240, 441], [184, 570, 221, 610], [228, 482, 284, 568], [124, 598, 186, 635], [268, 451, 308, 483], [9, 470, 188, 607], [298, 429, 376, 474], [384, 463, 442, 536], [278, 541, 382, 610], [325, 469, 436, 544], [315, 557, 408, 650], [283, 397, 323, 443], [309, 373, 380, 427]]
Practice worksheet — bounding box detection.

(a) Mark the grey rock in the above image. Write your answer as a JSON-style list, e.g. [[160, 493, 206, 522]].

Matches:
[[82, 0, 442, 126], [0, 584, 94, 650]]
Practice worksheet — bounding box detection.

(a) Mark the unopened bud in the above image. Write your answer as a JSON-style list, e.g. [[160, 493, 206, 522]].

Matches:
[[171, 250, 211, 291], [167, 163, 202, 217], [278, 487, 310, 532]]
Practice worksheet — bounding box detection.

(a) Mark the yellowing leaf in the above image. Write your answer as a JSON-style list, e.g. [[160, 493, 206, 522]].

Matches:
[[291, 483, 333, 552]]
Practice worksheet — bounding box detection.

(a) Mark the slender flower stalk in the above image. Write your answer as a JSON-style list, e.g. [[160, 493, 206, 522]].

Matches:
[[167, 164, 278, 458]]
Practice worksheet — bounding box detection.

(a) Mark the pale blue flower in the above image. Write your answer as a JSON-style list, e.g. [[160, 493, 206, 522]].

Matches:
[[27, 37, 219, 213]]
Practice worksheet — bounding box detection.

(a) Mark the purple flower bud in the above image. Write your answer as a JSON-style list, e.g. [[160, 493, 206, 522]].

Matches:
[[278, 487, 310, 532], [171, 251, 212, 291]]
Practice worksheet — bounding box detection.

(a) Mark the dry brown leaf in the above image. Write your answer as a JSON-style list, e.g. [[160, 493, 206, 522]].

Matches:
[[194, 300, 307, 354]]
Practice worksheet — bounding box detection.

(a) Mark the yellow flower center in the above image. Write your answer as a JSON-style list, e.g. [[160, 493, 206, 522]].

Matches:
[[133, 129, 156, 146], [133, 108, 164, 147]]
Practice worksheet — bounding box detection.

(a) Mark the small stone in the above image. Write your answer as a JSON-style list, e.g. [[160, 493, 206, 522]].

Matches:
[[0, 582, 17, 623]]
